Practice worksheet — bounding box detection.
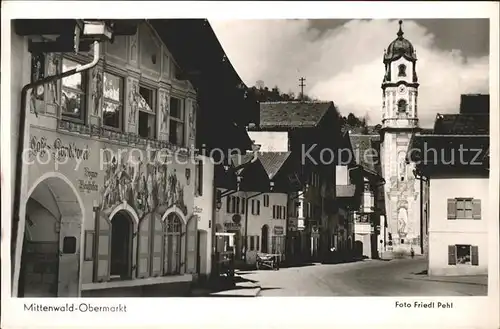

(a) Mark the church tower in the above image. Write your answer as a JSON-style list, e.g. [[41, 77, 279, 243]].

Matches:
[[380, 20, 422, 255]]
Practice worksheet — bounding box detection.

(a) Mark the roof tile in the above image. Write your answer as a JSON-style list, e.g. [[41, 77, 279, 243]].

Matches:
[[258, 101, 333, 129]]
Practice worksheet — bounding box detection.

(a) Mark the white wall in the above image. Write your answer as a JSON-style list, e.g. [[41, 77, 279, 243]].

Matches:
[[336, 165, 349, 185], [247, 131, 289, 152], [193, 156, 214, 277], [428, 177, 488, 276], [216, 190, 288, 264]]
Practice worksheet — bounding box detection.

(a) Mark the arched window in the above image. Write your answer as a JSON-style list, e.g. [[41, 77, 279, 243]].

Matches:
[[398, 64, 407, 77], [164, 213, 182, 275], [397, 99, 407, 113]]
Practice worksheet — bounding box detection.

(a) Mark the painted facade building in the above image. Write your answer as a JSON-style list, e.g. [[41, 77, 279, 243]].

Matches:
[[379, 21, 421, 255], [409, 94, 489, 276], [11, 19, 258, 297]]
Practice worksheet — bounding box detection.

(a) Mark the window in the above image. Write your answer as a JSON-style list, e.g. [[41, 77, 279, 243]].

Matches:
[[447, 198, 481, 220], [398, 64, 407, 77], [251, 200, 261, 216], [263, 195, 270, 207], [249, 236, 255, 251], [164, 213, 182, 275], [138, 86, 156, 139], [195, 160, 203, 196], [169, 97, 185, 146], [63, 236, 77, 254], [226, 196, 231, 213], [397, 99, 407, 113], [102, 72, 124, 130], [230, 196, 237, 213], [448, 244, 479, 266], [235, 197, 240, 214], [241, 198, 246, 214], [61, 58, 87, 121], [256, 236, 260, 251]]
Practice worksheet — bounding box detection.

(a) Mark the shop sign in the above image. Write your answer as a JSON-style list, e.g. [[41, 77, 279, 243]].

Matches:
[[274, 226, 284, 235], [224, 222, 241, 230]]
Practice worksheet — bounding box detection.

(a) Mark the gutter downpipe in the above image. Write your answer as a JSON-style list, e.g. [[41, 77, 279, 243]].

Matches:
[[11, 41, 100, 288]]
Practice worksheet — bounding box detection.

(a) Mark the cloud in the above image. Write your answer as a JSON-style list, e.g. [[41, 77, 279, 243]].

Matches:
[[210, 19, 489, 127]]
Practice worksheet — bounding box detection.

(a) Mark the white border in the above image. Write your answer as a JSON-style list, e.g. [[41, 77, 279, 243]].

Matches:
[[1, 1, 499, 329]]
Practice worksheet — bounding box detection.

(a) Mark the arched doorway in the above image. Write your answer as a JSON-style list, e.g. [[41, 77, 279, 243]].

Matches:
[[109, 210, 133, 280], [165, 213, 182, 275], [19, 175, 83, 297], [261, 225, 269, 253]]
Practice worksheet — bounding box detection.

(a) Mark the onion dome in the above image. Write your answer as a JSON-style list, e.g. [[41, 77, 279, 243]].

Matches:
[[384, 20, 417, 63]]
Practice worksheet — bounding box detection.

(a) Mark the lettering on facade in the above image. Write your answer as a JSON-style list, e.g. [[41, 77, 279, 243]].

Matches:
[[79, 167, 99, 193], [274, 226, 284, 235], [29, 136, 90, 162], [193, 206, 203, 214]]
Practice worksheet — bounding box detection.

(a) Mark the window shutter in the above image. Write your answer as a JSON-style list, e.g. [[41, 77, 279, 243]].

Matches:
[[84, 230, 95, 261], [226, 196, 231, 213], [231, 196, 236, 213], [471, 246, 479, 266], [198, 160, 203, 196], [447, 199, 457, 220], [94, 211, 111, 282], [472, 199, 481, 220], [150, 214, 164, 277], [241, 198, 246, 214], [185, 215, 198, 274], [447, 245, 456, 265], [137, 215, 151, 279]]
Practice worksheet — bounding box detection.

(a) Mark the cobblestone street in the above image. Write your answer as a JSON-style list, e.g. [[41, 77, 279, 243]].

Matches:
[[234, 258, 488, 297]]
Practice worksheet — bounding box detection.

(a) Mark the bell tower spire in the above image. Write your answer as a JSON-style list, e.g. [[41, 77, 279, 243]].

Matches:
[[379, 20, 422, 258], [381, 19, 419, 129]]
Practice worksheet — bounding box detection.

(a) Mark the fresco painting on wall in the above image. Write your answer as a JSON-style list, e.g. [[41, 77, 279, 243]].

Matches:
[[128, 80, 139, 124], [161, 92, 170, 132], [100, 149, 188, 220], [46, 53, 60, 106], [91, 67, 103, 116]]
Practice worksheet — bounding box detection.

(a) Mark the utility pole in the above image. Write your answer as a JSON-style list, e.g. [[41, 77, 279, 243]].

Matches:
[[299, 77, 306, 101]]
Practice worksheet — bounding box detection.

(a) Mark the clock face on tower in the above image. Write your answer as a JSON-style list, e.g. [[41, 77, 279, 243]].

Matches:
[[398, 85, 406, 95]]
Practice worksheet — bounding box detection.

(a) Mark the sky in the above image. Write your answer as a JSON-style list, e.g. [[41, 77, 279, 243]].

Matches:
[[210, 19, 490, 127]]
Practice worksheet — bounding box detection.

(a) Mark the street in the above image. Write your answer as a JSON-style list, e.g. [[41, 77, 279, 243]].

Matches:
[[235, 258, 487, 297]]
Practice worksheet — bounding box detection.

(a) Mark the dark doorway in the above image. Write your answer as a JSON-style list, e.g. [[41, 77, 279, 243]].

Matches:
[[354, 240, 363, 259], [110, 211, 133, 279], [261, 225, 269, 253]]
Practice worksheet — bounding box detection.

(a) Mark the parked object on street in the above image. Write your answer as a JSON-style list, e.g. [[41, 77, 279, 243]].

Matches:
[[256, 253, 280, 270], [214, 233, 236, 278]]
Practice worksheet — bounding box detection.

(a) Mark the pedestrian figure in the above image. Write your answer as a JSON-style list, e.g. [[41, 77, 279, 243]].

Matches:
[[410, 247, 415, 259]]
